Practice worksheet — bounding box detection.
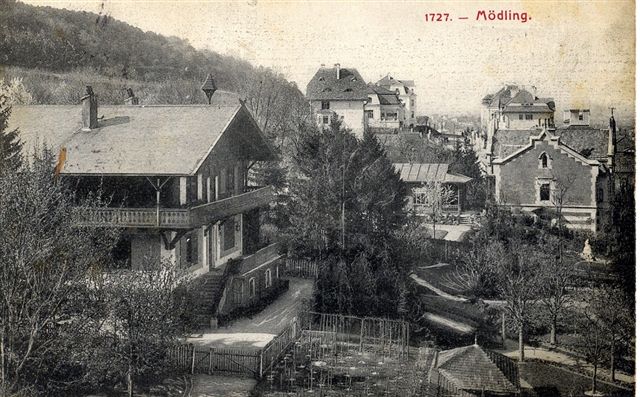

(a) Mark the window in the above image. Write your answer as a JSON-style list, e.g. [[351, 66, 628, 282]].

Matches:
[[222, 217, 236, 251], [185, 232, 198, 264], [519, 114, 524, 120], [539, 152, 551, 169], [265, 269, 272, 288], [578, 114, 584, 121], [187, 176, 198, 203], [540, 153, 548, 168], [597, 188, 604, 202], [525, 114, 533, 120], [539, 183, 550, 201], [226, 166, 235, 194], [395, 88, 400, 95], [322, 116, 329, 124], [367, 96, 372, 103], [365, 110, 374, 119], [410, 99, 415, 107], [411, 112, 415, 119], [321, 101, 330, 110], [249, 278, 256, 297]]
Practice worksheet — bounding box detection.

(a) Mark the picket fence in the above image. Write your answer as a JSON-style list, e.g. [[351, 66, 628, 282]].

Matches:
[[169, 317, 301, 378]]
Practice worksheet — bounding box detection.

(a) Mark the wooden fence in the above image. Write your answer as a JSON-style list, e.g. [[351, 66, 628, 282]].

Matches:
[[298, 311, 411, 360], [169, 316, 300, 378], [284, 258, 320, 279]]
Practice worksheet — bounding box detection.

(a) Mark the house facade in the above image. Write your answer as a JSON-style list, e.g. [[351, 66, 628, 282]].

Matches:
[[492, 128, 610, 232], [306, 64, 369, 138], [365, 85, 405, 131], [376, 74, 417, 128], [10, 85, 285, 323]]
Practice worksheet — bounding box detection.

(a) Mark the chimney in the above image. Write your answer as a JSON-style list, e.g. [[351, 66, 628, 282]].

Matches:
[[201, 73, 217, 104], [125, 88, 139, 105], [81, 86, 98, 130], [320, 63, 325, 68], [335, 63, 341, 79]]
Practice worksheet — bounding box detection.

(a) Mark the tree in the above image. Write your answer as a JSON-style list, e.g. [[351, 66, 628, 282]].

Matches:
[[287, 117, 409, 317], [0, 95, 22, 175], [0, 147, 120, 394], [539, 237, 574, 345], [550, 171, 577, 229], [93, 261, 191, 397], [489, 240, 547, 362], [419, 181, 455, 238]]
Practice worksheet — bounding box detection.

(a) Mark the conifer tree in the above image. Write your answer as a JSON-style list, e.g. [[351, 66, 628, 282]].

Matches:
[[0, 96, 22, 175]]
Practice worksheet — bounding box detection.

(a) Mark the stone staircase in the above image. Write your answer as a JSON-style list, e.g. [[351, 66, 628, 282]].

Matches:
[[192, 269, 227, 328]]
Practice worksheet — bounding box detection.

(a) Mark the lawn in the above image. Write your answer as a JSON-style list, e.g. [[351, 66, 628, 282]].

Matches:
[[520, 362, 633, 397]]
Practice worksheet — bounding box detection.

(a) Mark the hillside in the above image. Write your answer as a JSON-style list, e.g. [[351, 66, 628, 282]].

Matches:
[[0, 0, 309, 141]]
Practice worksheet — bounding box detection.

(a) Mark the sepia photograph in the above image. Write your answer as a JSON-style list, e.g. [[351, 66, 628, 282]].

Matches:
[[0, 0, 636, 396]]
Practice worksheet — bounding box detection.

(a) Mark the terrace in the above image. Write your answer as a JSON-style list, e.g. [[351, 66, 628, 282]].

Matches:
[[73, 185, 274, 229]]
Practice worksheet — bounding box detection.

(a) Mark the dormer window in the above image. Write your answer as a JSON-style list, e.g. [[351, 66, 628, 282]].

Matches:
[[344, 88, 353, 92], [539, 152, 551, 169], [322, 88, 332, 92], [319, 77, 325, 82], [321, 101, 330, 110]]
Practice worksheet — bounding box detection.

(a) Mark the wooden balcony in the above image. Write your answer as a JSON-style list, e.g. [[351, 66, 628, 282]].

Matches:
[[73, 186, 274, 229], [73, 207, 192, 228], [191, 186, 274, 226]]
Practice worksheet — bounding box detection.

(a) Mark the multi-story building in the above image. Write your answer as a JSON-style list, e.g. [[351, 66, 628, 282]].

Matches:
[[364, 84, 405, 132], [10, 83, 285, 324], [306, 64, 369, 138], [376, 74, 417, 128]]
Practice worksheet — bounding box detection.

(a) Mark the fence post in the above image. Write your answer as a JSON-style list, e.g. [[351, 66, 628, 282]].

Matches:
[[191, 344, 196, 375], [359, 318, 364, 352], [208, 348, 213, 374], [259, 350, 264, 378]]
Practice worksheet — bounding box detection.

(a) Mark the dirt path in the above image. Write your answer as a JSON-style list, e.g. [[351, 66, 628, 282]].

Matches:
[[188, 278, 314, 349], [409, 273, 468, 302], [496, 339, 635, 386]]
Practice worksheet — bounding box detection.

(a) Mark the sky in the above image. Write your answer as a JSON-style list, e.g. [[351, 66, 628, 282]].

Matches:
[[22, 0, 636, 124]]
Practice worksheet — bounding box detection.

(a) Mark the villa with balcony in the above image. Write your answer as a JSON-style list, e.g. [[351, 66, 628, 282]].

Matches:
[[10, 83, 285, 325]]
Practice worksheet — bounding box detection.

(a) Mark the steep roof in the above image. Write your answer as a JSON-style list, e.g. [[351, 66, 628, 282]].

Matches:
[[556, 125, 609, 160], [376, 75, 415, 88], [393, 163, 472, 184], [484, 85, 554, 112], [368, 85, 401, 105], [493, 129, 535, 159], [436, 345, 520, 394], [306, 67, 369, 101], [9, 92, 275, 176]]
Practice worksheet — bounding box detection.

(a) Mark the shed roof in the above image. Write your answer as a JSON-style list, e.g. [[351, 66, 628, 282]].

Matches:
[[436, 344, 520, 394], [306, 67, 369, 101], [9, 92, 274, 176], [393, 163, 472, 184]]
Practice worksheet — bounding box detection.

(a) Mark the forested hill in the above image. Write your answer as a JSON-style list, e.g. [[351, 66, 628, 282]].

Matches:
[[2, 0, 251, 85], [0, 0, 309, 141]]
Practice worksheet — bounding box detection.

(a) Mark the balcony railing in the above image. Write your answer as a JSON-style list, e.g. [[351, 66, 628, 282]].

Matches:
[[73, 207, 192, 228], [73, 186, 274, 229]]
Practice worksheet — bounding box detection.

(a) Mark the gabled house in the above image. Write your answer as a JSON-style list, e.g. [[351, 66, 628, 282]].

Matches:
[[306, 64, 369, 138], [376, 74, 417, 128], [365, 84, 405, 132], [9, 84, 285, 325], [492, 127, 611, 231]]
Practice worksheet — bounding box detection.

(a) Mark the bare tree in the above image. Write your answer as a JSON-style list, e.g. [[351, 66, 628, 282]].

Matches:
[[417, 182, 456, 238], [0, 147, 120, 394], [490, 241, 546, 362], [540, 237, 574, 345], [551, 171, 577, 229], [95, 260, 191, 397]]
